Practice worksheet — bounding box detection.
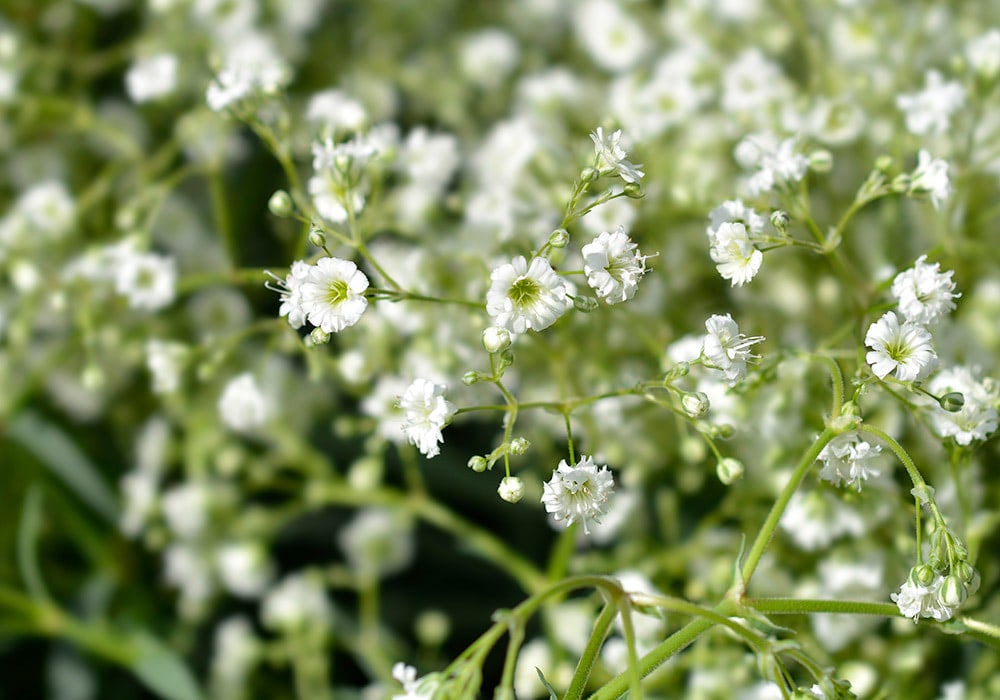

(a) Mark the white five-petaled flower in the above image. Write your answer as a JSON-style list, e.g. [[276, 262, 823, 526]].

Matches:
[[581, 226, 650, 304], [817, 432, 881, 490], [590, 127, 644, 183], [927, 366, 999, 446], [702, 313, 765, 384], [891, 574, 953, 622], [734, 133, 809, 196], [891, 255, 959, 325], [708, 221, 763, 287], [398, 379, 457, 458], [895, 69, 965, 136], [909, 150, 951, 210], [864, 311, 937, 382], [708, 199, 766, 237], [541, 455, 615, 534], [486, 256, 568, 334], [298, 257, 370, 333]]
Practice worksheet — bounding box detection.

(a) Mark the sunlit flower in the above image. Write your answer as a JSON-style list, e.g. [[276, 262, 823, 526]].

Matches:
[[541, 455, 615, 534], [864, 311, 936, 381], [486, 256, 568, 334], [891, 255, 959, 325], [702, 313, 764, 384], [298, 257, 370, 333], [590, 127, 644, 183], [582, 226, 650, 304], [817, 432, 881, 490], [218, 373, 269, 433]]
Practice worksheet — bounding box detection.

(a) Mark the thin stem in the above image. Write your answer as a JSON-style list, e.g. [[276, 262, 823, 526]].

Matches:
[[564, 602, 619, 700], [209, 169, 236, 268], [745, 598, 899, 617], [857, 423, 945, 527], [618, 597, 644, 700]]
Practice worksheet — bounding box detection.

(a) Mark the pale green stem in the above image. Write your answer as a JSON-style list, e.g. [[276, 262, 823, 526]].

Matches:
[[564, 603, 619, 700], [745, 598, 899, 616], [209, 169, 236, 267], [618, 598, 643, 700]]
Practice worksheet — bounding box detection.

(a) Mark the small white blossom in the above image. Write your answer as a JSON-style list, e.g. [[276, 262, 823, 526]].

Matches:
[[266, 260, 310, 329], [891, 255, 959, 325], [210, 616, 260, 700], [125, 53, 178, 103], [896, 70, 965, 136], [398, 379, 457, 458], [864, 312, 937, 382], [541, 455, 615, 534], [909, 151, 951, 210], [486, 256, 568, 334], [590, 127, 644, 183], [702, 314, 764, 384], [927, 366, 999, 445], [114, 249, 177, 312], [392, 662, 440, 700], [261, 571, 333, 633], [298, 257, 370, 333], [735, 133, 809, 196], [218, 373, 270, 433], [574, 0, 648, 72], [18, 180, 76, 239], [581, 226, 650, 304], [497, 476, 525, 503], [161, 481, 212, 540], [721, 49, 790, 114], [215, 542, 274, 599], [708, 221, 763, 286], [708, 199, 766, 237], [145, 339, 188, 394], [817, 432, 881, 490], [891, 574, 953, 622], [305, 89, 367, 131], [966, 29, 1000, 79], [206, 34, 290, 111]]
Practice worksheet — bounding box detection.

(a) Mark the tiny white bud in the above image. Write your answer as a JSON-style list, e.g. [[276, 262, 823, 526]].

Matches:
[[716, 457, 744, 485], [548, 229, 570, 248], [482, 326, 512, 354], [508, 437, 530, 455], [268, 190, 294, 217], [468, 456, 488, 473], [497, 476, 524, 503], [308, 228, 326, 249], [310, 327, 331, 344], [681, 392, 710, 418]]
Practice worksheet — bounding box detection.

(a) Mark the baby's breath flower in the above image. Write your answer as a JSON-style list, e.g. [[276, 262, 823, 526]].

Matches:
[[891, 256, 959, 325], [206, 34, 290, 112], [590, 127, 644, 183], [895, 69, 965, 136], [926, 366, 999, 445], [735, 133, 809, 195], [218, 373, 269, 433], [581, 225, 650, 304], [541, 455, 615, 534], [702, 313, 764, 384], [266, 260, 310, 329], [708, 221, 763, 286], [146, 339, 188, 394], [398, 379, 457, 458], [114, 248, 177, 312], [864, 311, 937, 381], [498, 476, 525, 503], [486, 256, 568, 334], [261, 571, 333, 633], [392, 662, 440, 700], [125, 53, 178, 103], [908, 151, 951, 210], [816, 432, 881, 490], [891, 572, 954, 622], [298, 257, 370, 333]]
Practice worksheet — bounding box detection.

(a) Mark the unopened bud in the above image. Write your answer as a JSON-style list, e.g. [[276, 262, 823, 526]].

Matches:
[[462, 371, 481, 386], [912, 564, 936, 587], [681, 392, 710, 418], [467, 456, 488, 473], [716, 423, 735, 439], [308, 227, 326, 249], [874, 155, 894, 172], [716, 457, 745, 485], [548, 228, 570, 248], [573, 295, 599, 312], [268, 190, 294, 217], [808, 149, 833, 173], [482, 326, 511, 354], [509, 437, 530, 455], [623, 181, 643, 198], [498, 476, 524, 503], [310, 327, 331, 345], [939, 574, 967, 608], [414, 610, 450, 647], [498, 348, 515, 369], [770, 210, 790, 235], [580, 167, 599, 183], [939, 392, 965, 412]]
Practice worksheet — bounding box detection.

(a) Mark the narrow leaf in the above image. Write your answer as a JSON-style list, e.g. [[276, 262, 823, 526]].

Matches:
[[127, 632, 206, 700]]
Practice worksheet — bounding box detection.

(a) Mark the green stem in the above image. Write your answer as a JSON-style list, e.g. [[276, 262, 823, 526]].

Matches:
[[856, 423, 945, 526], [564, 603, 619, 700], [745, 598, 899, 616], [209, 169, 236, 267], [617, 598, 643, 700]]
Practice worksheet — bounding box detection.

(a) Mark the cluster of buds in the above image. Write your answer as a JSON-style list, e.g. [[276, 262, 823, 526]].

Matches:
[[891, 524, 979, 622]]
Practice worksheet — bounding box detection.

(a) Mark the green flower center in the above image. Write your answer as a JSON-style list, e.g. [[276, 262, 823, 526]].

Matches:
[[508, 277, 540, 308], [326, 279, 350, 306]]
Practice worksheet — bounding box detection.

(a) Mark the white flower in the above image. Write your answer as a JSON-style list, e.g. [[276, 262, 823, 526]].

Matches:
[[125, 53, 178, 103], [261, 571, 333, 633], [735, 133, 809, 196], [305, 89, 367, 131], [459, 28, 520, 88], [927, 366, 999, 445], [891, 574, 953, 622], [486, 256, 568, 334], [817, 432, 881, 490], [891, 255, 959, 324], [210, 616, 259, 699], [864, 312, 937, 381], [541, 455, 615, 534], [909, 151, 951, 210], [392, 662, 440, 700], [896, 70, 965, 136], [574, 0, 648, 72], [590, 127, 644, 183], [218, 373, 269, 433], [308, 171, 366, 223], [398, 378, 456, 458], [497, 476, 525, 503], [115, 250, 177, 311], [702, 313, 764, 384], [721, 48, 789, 114], [581, 226, 650, 304], [298, 257, 370, 333], [966, 29, 1000, 79], [215, 542, 274, 599], [161, 481, 212, 540], [18, 180, 75, 239], [206, 34, 289, 111], [708, 199, 766, 237], [708, 221, 763, 286], [145, 339, 188, 394], [266, 260, 310, 329]]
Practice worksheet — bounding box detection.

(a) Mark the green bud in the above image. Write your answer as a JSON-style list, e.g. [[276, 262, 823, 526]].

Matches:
[[508, 437, 530, 455], [310, 327, 331, 345], [939, 574, 967, 608], [890, 174, 910, 193], [681, 392, 710, 418], [268, 189, 294, 217], [912, 564, 936, 587], [770, 209, 790, 234], [956, 561, 976, 584], [716, 457, 745, 485], [874, 155, 894, 172], [939, 391, 965, 412], [580, 167, 599, 183], [548, 228, 570, 248], [308, 227, 326, 249], [498, 348, 515, 369], [716, 423, 735, 439], [467, 456, 488, 473], [414, 609, 450, 647], [497, 476, 524, 503], [573, 295, 599, 312], [808, 149, 834, 172], [623, 181, 644, 198], [462, 371, 481, 386], [482, 326, 511, 354]]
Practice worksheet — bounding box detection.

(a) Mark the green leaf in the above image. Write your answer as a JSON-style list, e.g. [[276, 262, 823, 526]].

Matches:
[[535, 668, 559, 700], [127, 632, 206, 700], [16, 485, 51, 601], [7, 411, 118, 523]]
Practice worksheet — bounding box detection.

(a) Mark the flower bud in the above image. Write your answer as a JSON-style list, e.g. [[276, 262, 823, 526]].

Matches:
[[414, 609, 450, 647], [310, 327, 331, 345], [497, 476, 524, 503], [498, 348, 515, 369], [308, 227, 326, 249], [467, 456, 488, 473], [911, 564, 936, 587], [770, 210, 790, 235], [874, 155, 894, 172], [580, 167, 599, 183], [508, 437, 530, 455], [939, 574, 967, 608], [548, 228, 570, 248], [716, 457, 745, 485], [681, 392, 710, 418], [482, 326, 511, 354], [268, 189, 294, 217], [808, 149, 833, 173], [716, 423, 735, 439], [462, 371, 481, 386], [939, 391, 965, 412], [623, 182, 644, 198], [573, 295, 599, 312]]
